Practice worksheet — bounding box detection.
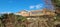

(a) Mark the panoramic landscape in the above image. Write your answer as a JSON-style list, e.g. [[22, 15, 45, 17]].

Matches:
[[0, 0, 60, 27]]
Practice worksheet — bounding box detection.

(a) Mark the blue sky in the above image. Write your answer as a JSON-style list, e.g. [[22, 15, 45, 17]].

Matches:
[[0, 0, 53, 13]]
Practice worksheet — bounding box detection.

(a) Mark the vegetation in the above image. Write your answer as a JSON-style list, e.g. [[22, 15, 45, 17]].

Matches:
[[0, 13, 27, 27], [16, 15, 26, 22], [51, 0, 60, 21], [55, 14, 60, 21], [51, 0, 60, 7]]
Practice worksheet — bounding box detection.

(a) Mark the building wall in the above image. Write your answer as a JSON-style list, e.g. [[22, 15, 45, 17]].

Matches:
[[17, 9, 55, 16], [17, 10, 30, 16], [30, 10, 44, 16]]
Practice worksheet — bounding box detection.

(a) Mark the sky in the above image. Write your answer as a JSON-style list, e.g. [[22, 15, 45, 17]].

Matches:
[[0, 0, 53, 13]]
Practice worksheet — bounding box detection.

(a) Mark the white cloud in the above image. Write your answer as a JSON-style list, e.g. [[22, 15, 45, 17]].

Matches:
[[0, 12, 12, 14], [30, 6, 35, 9], [29, 4, 43, 9], [36, 4, 42, 9]]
